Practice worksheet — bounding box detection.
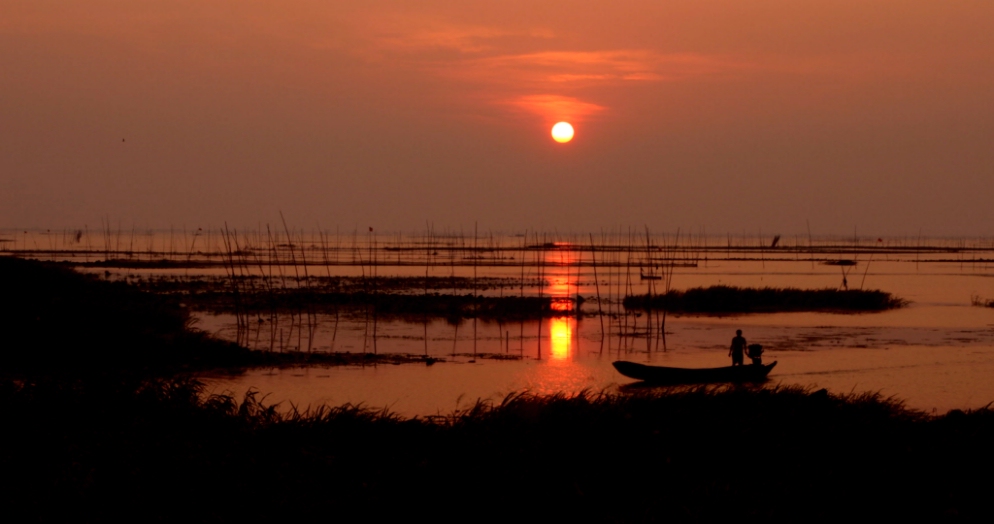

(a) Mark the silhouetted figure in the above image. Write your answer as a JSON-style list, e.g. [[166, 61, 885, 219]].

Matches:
[[729, 329, 747, 366], [747, 344, 764, 365]]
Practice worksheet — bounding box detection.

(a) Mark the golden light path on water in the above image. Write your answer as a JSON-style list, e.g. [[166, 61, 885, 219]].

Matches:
[[550, 318, 571, 360], [548, 251, 577, 360]]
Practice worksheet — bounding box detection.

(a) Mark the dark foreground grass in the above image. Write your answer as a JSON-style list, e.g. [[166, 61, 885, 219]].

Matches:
[[625, 285, 904, 313], [3, 377, 994, 522]]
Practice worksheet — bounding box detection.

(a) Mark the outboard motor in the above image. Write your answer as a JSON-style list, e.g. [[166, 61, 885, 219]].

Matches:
[[747, 344, 764, 365]]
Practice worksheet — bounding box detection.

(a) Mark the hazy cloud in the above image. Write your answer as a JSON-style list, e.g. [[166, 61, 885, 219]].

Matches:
[[505, 95, 607, 123], [364, 13, 555, 55], [361, 18, 739, 122], [457, 50, 730, 87]]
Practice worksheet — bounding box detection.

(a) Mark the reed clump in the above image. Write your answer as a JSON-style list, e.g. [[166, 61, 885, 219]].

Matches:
[[971, 294, 994, 308], [624, 285, 905, 314]]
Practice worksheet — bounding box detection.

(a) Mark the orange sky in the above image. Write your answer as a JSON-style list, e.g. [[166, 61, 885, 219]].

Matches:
[[2, 1, 993, 234]]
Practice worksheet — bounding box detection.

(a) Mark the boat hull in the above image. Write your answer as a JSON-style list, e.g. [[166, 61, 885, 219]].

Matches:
[[612, 360, 777, 384]]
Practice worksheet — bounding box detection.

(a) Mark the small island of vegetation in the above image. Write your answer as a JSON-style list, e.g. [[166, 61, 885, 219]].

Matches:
[[625, 285, 905, 314]]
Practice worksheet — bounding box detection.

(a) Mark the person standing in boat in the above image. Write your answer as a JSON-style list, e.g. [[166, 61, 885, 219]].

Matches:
[[729, 329, 747, 366]]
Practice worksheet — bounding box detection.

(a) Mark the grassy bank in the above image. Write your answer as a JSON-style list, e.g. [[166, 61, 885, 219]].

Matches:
[[625, 285, 904, 313], [3, 378, 993, 521], [0, 256, 251, 373]]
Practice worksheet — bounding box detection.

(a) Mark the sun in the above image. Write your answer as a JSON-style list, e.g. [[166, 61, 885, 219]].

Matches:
[[551, 122, 574, 143]]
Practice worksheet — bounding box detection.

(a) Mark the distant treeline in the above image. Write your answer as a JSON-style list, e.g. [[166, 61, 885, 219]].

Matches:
[[625, 285, 905, 313]]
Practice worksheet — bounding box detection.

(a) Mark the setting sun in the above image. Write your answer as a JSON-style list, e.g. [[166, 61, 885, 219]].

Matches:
[[551, 122, 574, 143]]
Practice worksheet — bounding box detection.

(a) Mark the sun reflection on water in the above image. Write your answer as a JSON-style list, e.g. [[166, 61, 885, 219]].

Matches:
[[543, 245, 578, 361], [550, 317, 572, 360], [545, 244, 578, 313]]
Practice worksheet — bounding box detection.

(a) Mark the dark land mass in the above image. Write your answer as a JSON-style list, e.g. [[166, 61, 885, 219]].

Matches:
[[0, 256, 455, 373], [625, 285, 904, 314], [0, 256, 248, 374], [3, 256, 993, 521]]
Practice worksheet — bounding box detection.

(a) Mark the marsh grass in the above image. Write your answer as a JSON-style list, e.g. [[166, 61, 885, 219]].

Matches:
[[132, 273, 558, 320], [4, 377, 994, 521], [625, 285, 905, 313]]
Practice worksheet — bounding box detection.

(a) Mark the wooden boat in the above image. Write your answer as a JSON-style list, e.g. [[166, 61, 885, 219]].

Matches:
[[612, 360, 777, 384]]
